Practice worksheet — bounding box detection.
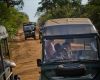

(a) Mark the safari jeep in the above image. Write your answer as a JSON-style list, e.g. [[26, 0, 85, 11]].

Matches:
[[23, 22, 36, 40], [0, 25, 19, 80], [37, 18, 100, 80]]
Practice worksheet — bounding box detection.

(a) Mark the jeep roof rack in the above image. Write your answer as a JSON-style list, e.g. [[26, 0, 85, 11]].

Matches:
[[44, 18, 93, 27]]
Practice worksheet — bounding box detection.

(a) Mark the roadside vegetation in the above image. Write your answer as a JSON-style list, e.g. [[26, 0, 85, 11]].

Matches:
[[0, 2, 29, 39], [0, 0, 100, 37], [37, 0, 100, 30]]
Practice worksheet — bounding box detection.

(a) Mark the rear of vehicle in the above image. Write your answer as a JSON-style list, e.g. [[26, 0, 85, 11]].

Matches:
[[23, 23, 36, 40], [37, 18, 100, 80]]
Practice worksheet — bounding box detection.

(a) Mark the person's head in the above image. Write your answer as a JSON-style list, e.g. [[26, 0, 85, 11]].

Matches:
[[54, 43, 62, 52]]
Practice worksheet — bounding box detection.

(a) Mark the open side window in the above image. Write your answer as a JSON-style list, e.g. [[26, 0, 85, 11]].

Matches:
[[0, 43, 4, 74], [1, 38, 9, 59]]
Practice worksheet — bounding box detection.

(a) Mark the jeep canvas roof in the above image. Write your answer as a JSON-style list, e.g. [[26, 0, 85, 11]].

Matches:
[[43, 18, 97, 36]]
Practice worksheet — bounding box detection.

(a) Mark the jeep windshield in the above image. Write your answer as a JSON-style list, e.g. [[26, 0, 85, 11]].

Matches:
[[23, 25, 35, 31], [44, 37, 99, 63]]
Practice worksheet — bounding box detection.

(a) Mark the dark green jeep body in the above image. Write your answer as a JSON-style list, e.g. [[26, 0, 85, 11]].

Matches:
[[37, 18, 100, 80]]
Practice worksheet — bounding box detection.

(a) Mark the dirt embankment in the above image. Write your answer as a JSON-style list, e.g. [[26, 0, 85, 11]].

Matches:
[[10, 28, 41, 80]]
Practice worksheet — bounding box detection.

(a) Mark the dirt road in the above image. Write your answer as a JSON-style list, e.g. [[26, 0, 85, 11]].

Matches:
[[10, 29, 41, 80]]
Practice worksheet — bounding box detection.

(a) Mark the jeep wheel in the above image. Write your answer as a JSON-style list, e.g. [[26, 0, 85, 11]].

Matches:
[[14, 75, 20, 80]]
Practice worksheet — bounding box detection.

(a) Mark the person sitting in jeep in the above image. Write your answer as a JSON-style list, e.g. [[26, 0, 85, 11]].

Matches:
[[53, 43, 68, 60], [45, 40, 56, 60], [45, 40, 69, 62]]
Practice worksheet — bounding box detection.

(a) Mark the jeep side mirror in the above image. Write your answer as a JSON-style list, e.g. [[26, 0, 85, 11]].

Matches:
[[37, 59, 41, 67]]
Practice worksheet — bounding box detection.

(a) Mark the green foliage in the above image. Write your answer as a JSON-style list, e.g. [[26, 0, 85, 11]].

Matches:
[[38, 13, 53, 26], [37, 0, 100, 30], [88, 0, 100, 29], [0, 3, 29, 38], [4, 0, 24, 8], [37, 0, 82, 26], [81, 0, 100, 29]]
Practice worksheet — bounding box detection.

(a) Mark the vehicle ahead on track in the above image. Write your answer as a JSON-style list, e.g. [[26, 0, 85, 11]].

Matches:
[[37, 18, 100, 80], [0, 25, 19, 80], [23, 22, 36, 40]]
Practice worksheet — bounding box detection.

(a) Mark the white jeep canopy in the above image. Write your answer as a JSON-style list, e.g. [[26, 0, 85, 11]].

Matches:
[[0, 25, 8, 39], [43, 18, 97, 36]]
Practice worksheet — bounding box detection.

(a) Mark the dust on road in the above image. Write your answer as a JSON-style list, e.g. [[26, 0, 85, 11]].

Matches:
[[10, 28, 41, 80]]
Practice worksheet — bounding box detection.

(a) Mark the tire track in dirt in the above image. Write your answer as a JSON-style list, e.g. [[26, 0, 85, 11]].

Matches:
[[11, 28, 41, 80]]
